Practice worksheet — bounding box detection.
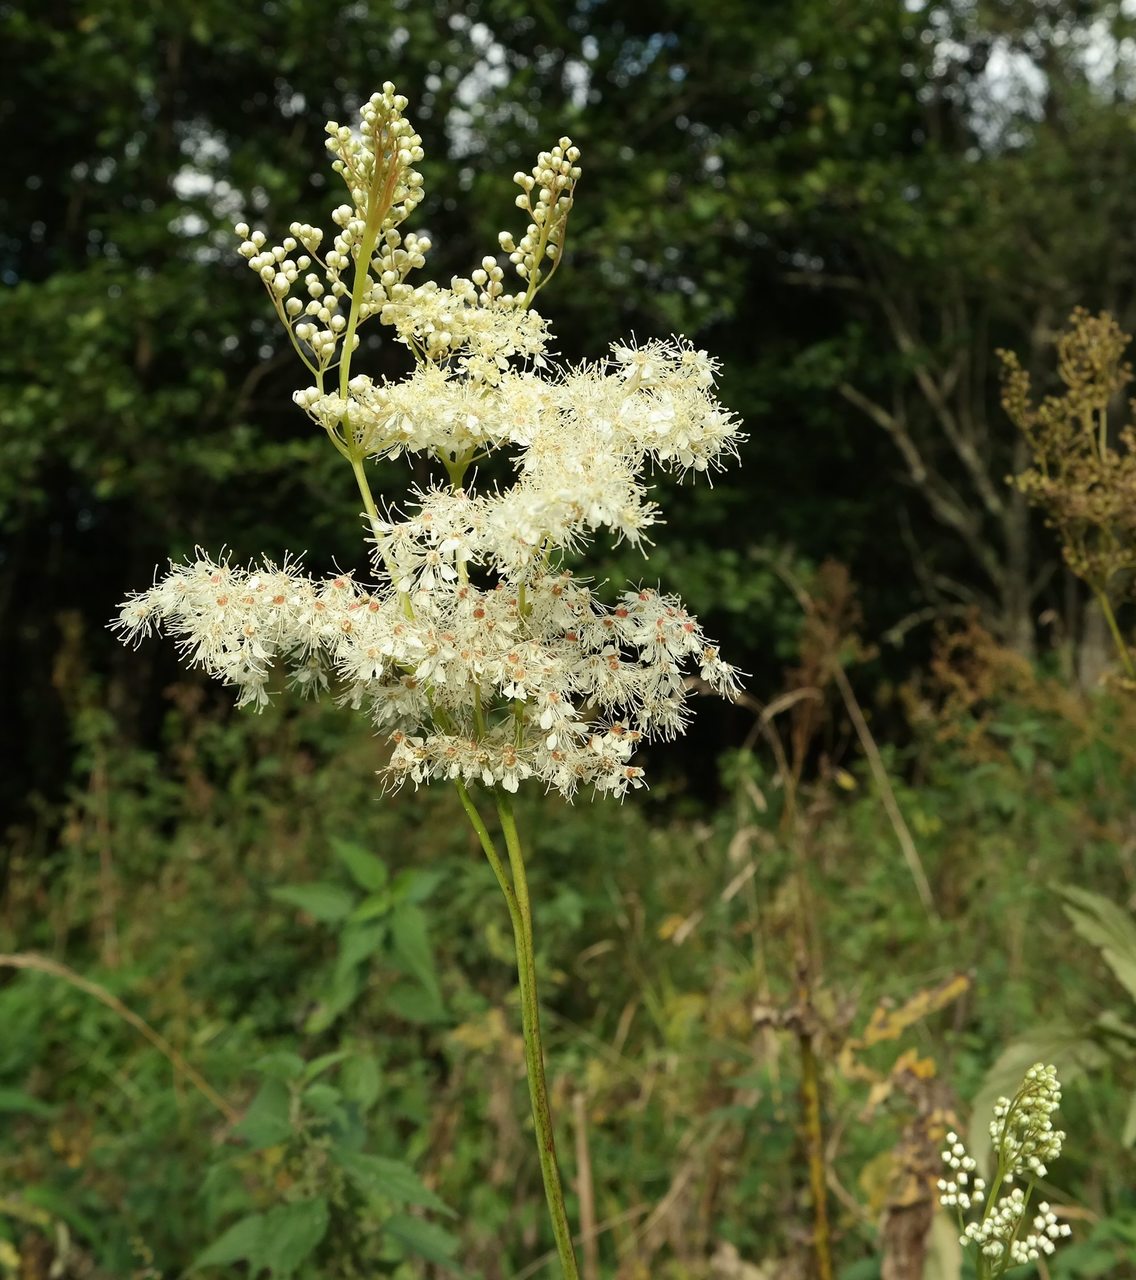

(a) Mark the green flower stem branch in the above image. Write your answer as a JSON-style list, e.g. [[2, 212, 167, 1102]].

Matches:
[[456, 782, 581, 1279]]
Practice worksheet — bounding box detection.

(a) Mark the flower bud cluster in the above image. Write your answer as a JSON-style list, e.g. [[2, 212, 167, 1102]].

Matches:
[[942, 1064, 1072, 1273], [498, 137, 580, 296], [989, 1062, 1065, 1181], [325, 83, 425, 229], [960, 1191, 1071, 1265], [234, 86, 429, 372], [937, 1132, 986, 1211]]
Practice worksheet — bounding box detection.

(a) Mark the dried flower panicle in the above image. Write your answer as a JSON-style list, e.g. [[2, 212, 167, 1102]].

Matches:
[[1000, 309, 1136, 678], [940, 1064, 1071, 1275], [114, 86, 744, 800]]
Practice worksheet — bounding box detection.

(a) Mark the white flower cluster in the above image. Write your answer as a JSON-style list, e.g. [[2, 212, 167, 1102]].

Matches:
[[296, 335, 737, 484], [115, 85, 744, 802], [114, 554, 739, 798], [941, 1064, 1072, 1272]]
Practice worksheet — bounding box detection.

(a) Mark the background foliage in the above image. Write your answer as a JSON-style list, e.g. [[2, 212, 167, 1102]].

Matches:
[[3, 0, 1136, 1276]]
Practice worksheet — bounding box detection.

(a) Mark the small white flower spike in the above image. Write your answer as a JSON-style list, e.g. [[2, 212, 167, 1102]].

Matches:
[[941, 1064, 1071, 1276]]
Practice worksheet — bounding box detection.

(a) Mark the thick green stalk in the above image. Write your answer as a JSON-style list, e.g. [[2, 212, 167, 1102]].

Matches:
[[493, 792, 581, 1280]]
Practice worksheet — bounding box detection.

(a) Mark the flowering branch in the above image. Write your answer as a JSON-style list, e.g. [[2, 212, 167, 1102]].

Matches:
[[114, 83, 743, 1273]]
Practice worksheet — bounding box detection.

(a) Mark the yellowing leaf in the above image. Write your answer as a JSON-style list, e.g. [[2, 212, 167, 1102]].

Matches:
[[861, 974, 970, 1048]]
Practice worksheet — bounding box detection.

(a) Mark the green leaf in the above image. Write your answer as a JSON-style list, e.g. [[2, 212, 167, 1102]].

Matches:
[[0, 1088, 53, 1117], [390, 904, 441, 1004], [302, 1082, 346, 1124], [390, 867, 444, 905], [254, 1051, 305, 1082], [300, 1050, 350, 1084], [384, 1213, 461, 1268], [191, 1212, 265, 1270], [305, 964, 361, 1034], [333, 837, 389, 892], [350, 891, 393, 923], [340, 1054, 381, 1111], [1058, 884, 1136, 1003], [386, 981, 446, 1024], [334, 1149, 453, 1214], [270, 882, 355, 923], [236, 1077, 293, 1149], [336, 922, 387, 974], [20, 1185, 103, 1246], [258, 1197, 329, 1277], [1095, 1010, 1136, 1049]]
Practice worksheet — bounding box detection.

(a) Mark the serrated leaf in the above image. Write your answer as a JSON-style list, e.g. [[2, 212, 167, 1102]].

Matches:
[[390, 904, 441, 1004], [258, 1197, 329, 1277], [235, 1078, 293, 1149], [1058, 884, 1136, 1003], [340, 1054, 381, 1111], [384, 1212, 461, 1267], [270, 882, 355, 924], [191, 1213, 265, 1270], [332, 838, 388, 892], [334, 1149, 453, 1214]]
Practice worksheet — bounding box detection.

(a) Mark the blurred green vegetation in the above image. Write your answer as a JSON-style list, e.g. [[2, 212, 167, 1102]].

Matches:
[[5, 0, 1136, 1276]]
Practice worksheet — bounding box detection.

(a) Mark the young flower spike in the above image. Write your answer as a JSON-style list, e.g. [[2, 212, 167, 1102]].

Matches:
[[941, 1064, 1072, 1278], [115, 86, 744, 1280]]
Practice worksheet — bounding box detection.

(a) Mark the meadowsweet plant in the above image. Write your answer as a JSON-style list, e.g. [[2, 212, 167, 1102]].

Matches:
[[939, 1063, 1072, 1277], [114, 84, 742, 1275]]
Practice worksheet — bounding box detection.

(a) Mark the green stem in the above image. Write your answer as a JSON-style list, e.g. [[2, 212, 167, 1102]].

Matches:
[[350, 455, 383, 539], [493, 792, 581, 1280], [1094, 587, 1136, 680], [455, 781, 519, 929]]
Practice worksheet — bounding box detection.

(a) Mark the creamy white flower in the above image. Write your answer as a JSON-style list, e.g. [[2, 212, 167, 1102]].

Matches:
[[118, 86, 745, 801]]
